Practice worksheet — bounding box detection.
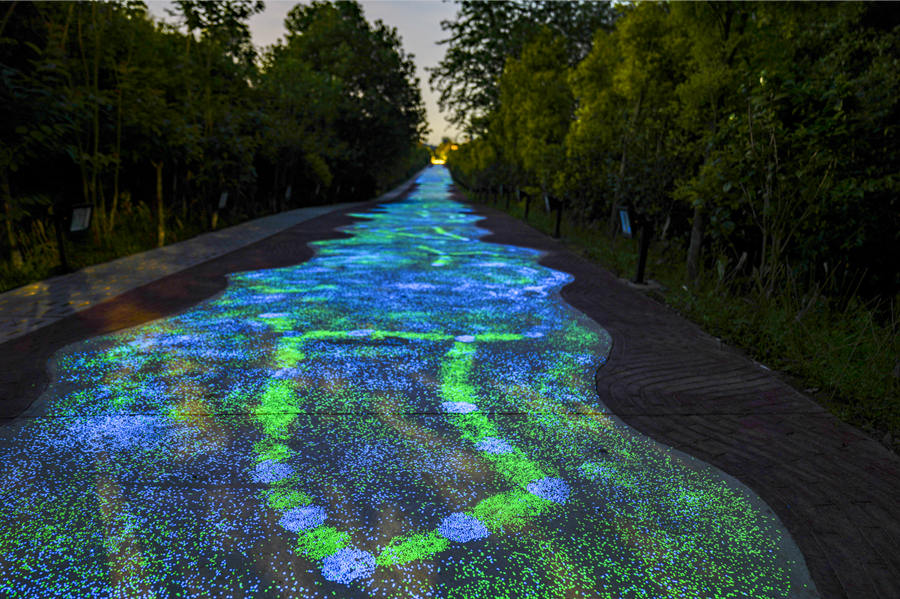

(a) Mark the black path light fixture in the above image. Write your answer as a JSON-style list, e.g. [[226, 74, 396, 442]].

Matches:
[[618, 204, 652, 285], [52, 202, 93, 273], [544, 193, 564, 239], [552, 195, 564, 239]]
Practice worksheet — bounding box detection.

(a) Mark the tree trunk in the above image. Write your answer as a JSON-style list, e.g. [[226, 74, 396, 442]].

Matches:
[[554, 201, 563, 239], [686, 203, 704, 281], [2, 171, 23, 269], [153, 161, 165, 247]]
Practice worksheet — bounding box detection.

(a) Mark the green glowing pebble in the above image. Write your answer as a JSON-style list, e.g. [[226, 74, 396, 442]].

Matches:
[[376, 531, 449, 566], [416, 244, 444, 255], [254, 380, 298, 438], [440, 343, 478, 403], [484, 452, 547, 487], [433, 226, 468, 241], [296, 526, 350, 561], [265, 317, 293, 333], [273, 342, 305, 368], [255, 442, 291, 463], [561, 321, 600, 350], [469, 490, 552, 533], [267, 489, 312, 510], [451, 412, 499, 443], [472, 333, 523, 342]]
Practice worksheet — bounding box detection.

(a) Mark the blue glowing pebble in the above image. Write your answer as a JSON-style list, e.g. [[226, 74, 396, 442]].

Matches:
[[475, 437, 514, 454], [252, 460, 294, 484], [454, 335, 476, 343], [437, 513, 489, 543], [279, 506, 326, 533], [348, 329, 373, 337], [321, 548, 376, 584], [527, 477, 571, 504], [271, 368, 302, 379], [440, 401, 477, 414]]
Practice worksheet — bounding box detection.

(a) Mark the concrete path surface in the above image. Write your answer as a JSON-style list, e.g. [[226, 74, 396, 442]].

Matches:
[[0, 165, 895, 598]]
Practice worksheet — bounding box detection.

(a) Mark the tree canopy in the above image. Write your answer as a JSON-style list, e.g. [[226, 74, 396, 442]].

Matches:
[[429, 0, 614, 136]]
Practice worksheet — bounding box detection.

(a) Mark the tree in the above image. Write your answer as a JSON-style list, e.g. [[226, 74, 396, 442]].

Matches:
[[567, 2, 686, 233], [429, 0, 613, 136], [496, 28, 572, 198], [281, 0, 426, 197]]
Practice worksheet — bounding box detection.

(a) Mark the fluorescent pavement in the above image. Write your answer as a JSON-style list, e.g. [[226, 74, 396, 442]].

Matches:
[[0, 166, 815, 597]]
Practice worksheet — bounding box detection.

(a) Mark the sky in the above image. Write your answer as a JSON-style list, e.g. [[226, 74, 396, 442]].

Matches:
[[146, 0, 461, 145]]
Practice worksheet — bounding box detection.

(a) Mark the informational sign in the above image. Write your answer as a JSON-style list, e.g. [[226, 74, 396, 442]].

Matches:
[[618, 206, 633, 238], [218, 191, 229, 210], [69, 205, 92, 233]]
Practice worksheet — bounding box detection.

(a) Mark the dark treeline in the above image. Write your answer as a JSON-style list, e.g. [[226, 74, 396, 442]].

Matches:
[[442, 0, 899, 304], [0, 0, 428, 290]]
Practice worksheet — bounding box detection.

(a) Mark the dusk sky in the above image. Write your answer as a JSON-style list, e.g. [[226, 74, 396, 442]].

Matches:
[[146, 0, 461, 145]]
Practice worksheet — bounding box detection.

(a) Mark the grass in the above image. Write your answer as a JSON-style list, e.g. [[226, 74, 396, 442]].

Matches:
[[476, 192, 900, 452]]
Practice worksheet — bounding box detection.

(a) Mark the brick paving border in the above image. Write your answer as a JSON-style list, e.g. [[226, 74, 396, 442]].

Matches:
[[1, 175, 897, 597], [461, 192, 900, 599]]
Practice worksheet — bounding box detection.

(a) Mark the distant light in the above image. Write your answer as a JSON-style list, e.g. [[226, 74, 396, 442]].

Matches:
[[431, 157, 446, 165], [450, 144, 458, 150]]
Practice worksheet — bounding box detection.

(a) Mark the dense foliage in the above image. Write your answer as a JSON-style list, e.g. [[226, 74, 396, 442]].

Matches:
[[0, 0, 428, 289], [428, 0, 613, 137], [445, 1, 899, 303]]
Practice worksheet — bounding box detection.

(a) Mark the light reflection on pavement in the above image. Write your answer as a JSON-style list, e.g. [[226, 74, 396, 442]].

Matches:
[[0, 166, 815, 597]]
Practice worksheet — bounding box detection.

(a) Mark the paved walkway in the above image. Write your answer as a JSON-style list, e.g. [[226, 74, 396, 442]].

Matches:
[[463, 193, 900, 599], [0, 168, 896, 597]]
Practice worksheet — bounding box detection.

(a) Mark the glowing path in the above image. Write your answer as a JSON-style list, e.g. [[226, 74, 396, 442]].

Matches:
[[0, 166, 815, 597]]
